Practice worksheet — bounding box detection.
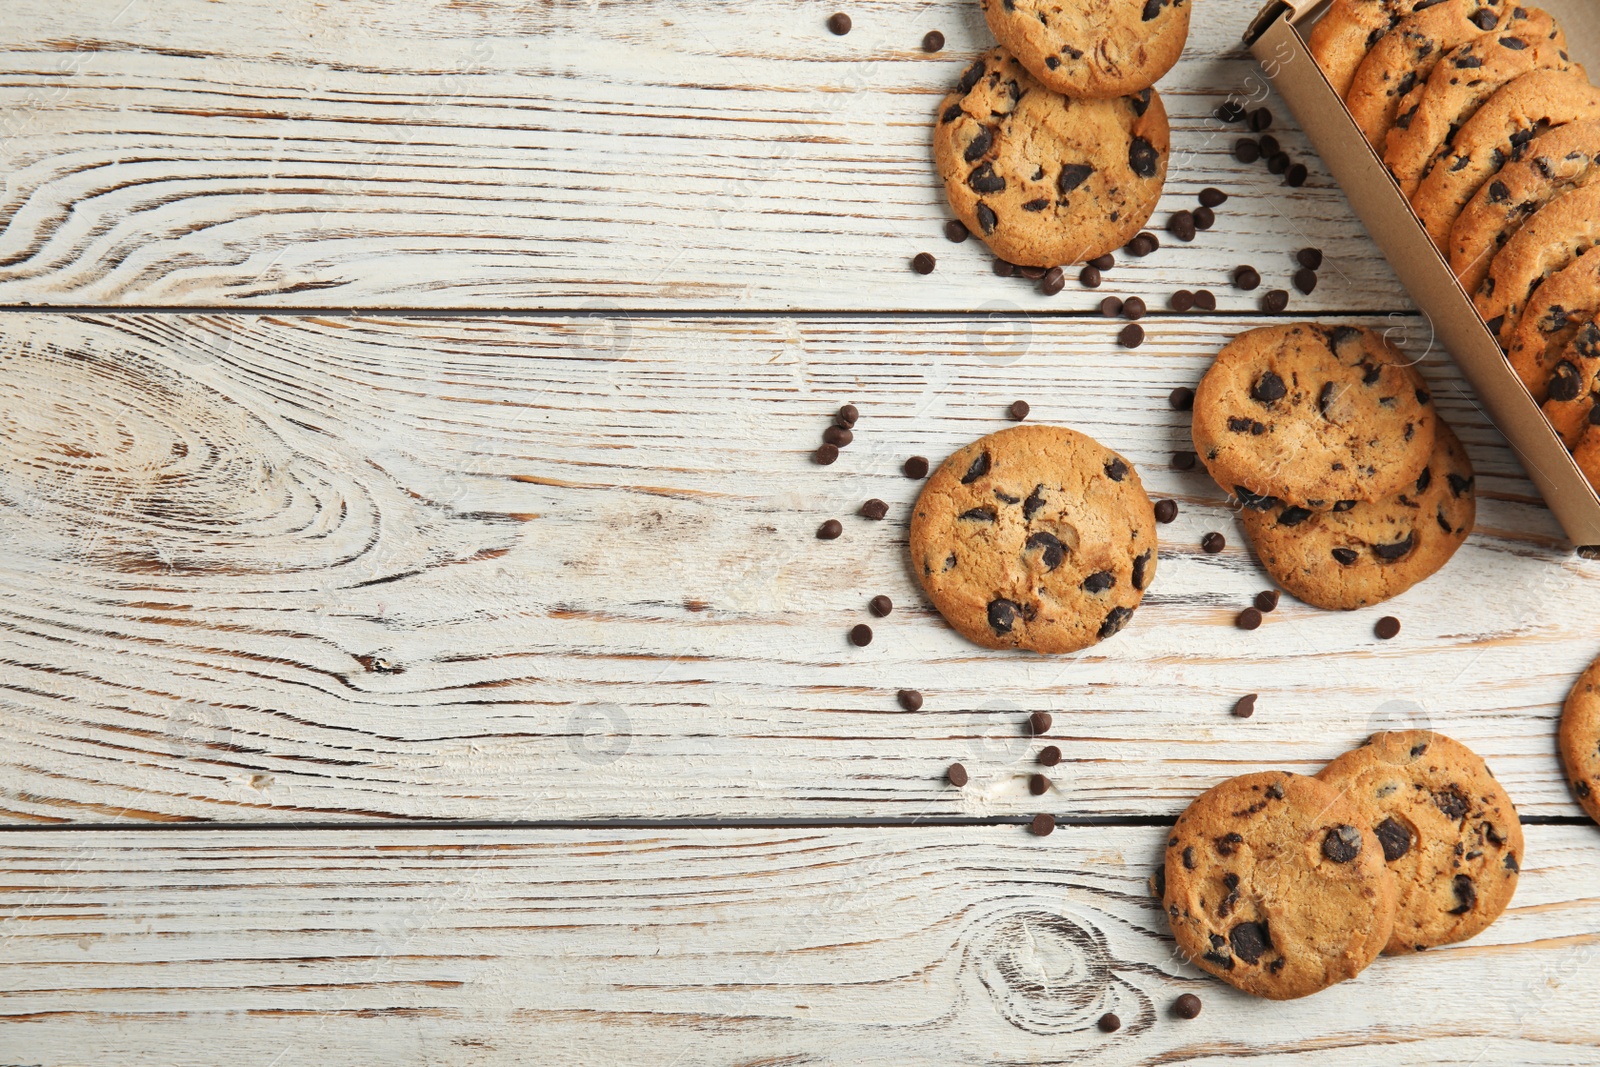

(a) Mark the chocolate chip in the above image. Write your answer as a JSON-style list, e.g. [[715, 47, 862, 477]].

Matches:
[[1331, 546, 1358, 565], [1101, 605, 1136, 638], [1434, 787, 1468, 820], [1375, 615, 1401, 639], [1090, 253, 1115, 271], [1215, 101, 1245, 123], [815, 443, 839, 465], [1172, 450, 1198, 470], [1173, 994, 1202, 1019], [1262, 289, 1289, 313], [1247, 108, 1273, 132], [818, 519, 843, 540], [1322, 824, 1363, 863], [860, 498, 888, 520], [827, 11, 852, 34], [1168, 210, 1197, 242], [1029, 773, 1050, 795], [1194, 289, 1217, 311], [959, 505, 996, 523], [1254, 589, 1280, 612], [1230, 922, 1271, 965], [1118, 324, 1144, 348], [1029, 710, 1053, 736], [947, 762, 968, 787], [1123, 296, 1147, 320], [922, 29, 944, 52], [1023, 484, 1048, 519], [1215, 832, 1243, 856], [1237, 606, 1263, 630], [1448, 874, 1476, 914], [1201, 532, 1225, 553], [976, 203, 998, 234], [1200, 187, 1228, 207], [1154, 499, 1178, 523], [836, 403, 859, 427], [944, 220, 969, 243], [1129, 231, 1160, 256], [1233, 265, 1261, 290], [1098, 1012, 1121, 1033], [1027, 531, 1066, 570], [1079, 265, 1102, 288], [1038, 745, 1062, 766], [1105, 457, 1129, 481], [1233, 694, 1257, 718], [1101, 296, 1125, 317], [1258, 134, 1280, 157], [961, 450, 991, 483], [1277, 506, 1312, 526], [1293, 267, 1318, 294], [869, 594, 893, 617], [1042, 267, 1065, 295], [987, 599, 1020, 634], [1266, 152, 1290, 175], [1550, 360, 1582, 401], [1297, 247, 1323, 270], [1375, 816, 1412, 861], [849, 623, 872, 646], [993, 258, 1015, 277], [1251, 370, 1287, 404], [1169, 386, 1194, 410], [1373, 533, 1414, 561], [898, 689, 923, 711], [1285, 163, 1308, 187], [1170, 289, 1195, 312], [912, 252, 936, 275], [1081, 569, 1115, 593], [1128, 137, 1159, 179], [1057, 162, 1094, 193], [1234, 138, 1261, 163], [968, 162, 1005, 193], [1018, 265, 1047, 280], [1192, 205, 1216, 231], [1030, 813, 1055, 836], [1000, 399, 1030, 423], [903, 455, 929, 479], [823, 425, 853, 447]]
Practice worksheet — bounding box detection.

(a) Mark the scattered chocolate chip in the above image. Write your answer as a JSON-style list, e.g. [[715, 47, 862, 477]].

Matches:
[[1259, 137, 1281, 160], [1285, 162, 1308, 187], [1215, 101, 1245, 124], [1293, 267, 1318, 294], [898, 689, 923, 711], [1098, 1012, 1122, 1033], [912, 251, 936, 275], [1297, 247, 1323, 270], [1201, 531, 1225, 553], [1375, 816, 1412, 861], [1101, 296, 1124, 317], [1089, 253, 1116, 271], [1375, 615, 1401, 639], [1173, 994, 1202, 1019], [903, 455, 929, 479], [1254, 589, 1280, 613], [1192, 205, 1216, 231], [1168, 210, 1197, 242], [993, 259, 1016, 277], [1262, 289, 1289, 313], [944, 219, 969, 243], [827, 11, 852, 34], [1119, 324, 1145, 348], [1042, 266, 1066, 295], [1122, 296, 1147, 320], [1233, 693, 1257, 718], [1028, 710, 1053, 736], [860, 498, 888, 520], [947, 762, 969, 787], [1266, 152, 1290, 175], [1172, 450, 1198, 470], [1005, 399, 1031, 422], [1194, 289, 1217, 311], [1247, 107, 1272, 132], [1038, 745, 1062, 766], [1323, 824, 1363, 863], [1199, 187, 1228, 208], [823, 425, 853, 447], [1234, 265, 1261, 290], [1169, 386, 1194, 410], [922, 29, 945, 52], [1233, 137, 1261, 163], [869, 594, 893, 617], [1079, 265, 1102, 288], [1154, 499, 1178, 523], [1030, 812, 1055, 836], [1127, 231, 1160, 256], [817, 519, 843, 540], [1029, 773, 1050, 795], [1018, 265, 1046, 280], [1170, 289, 1195, 312], [1236, 606, 1263, 630], [849, 623, 873, 646], [815, 443, 839, 465]]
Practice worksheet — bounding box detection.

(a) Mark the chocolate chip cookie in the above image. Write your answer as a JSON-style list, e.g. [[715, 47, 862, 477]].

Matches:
[[1575, 424, 1600, 492], [1561, 652, 1600, 825], [1345, 0, 1509, 150], [1449, 120, 1600, 294], [1240, 421, 1474, 610], [1163, 771, 1398, 1000], [1411, 69, 1600, 249], [1191, 324, 1438, 510], [1506, 245, 1600, 399], [909, 424, 1156, 653], [1475, 183, 1600, 350], [981, 0, 1191, 100], [1382, 14, 1574, 198], [1312, 0, 1459, 99], [1317, 731, 1522, 953], [934, 48, 1169, 268]]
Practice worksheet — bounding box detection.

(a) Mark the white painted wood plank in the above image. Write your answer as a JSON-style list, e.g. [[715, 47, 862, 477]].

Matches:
[[0, 311, 1594, 823], [0, 824, 1596, 1065], [0, 0, 1407, 311]]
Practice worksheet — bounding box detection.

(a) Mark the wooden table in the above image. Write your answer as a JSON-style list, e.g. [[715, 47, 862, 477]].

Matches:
[[3, 0, 1600, 1062]]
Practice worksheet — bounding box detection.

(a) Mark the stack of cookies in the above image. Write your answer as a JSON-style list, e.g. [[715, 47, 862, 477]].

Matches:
[[1163, 731, 1523, 999], [1311, 1, 1600, 492], [1191, 323, 1476, 610], [933, 1, 1191, 269]]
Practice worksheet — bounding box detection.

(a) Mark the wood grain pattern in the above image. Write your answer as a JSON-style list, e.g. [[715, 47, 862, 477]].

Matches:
[[0, 0, 1408, 310], [1, 311, 1595, 824], [2, 823, 1599, 1065]]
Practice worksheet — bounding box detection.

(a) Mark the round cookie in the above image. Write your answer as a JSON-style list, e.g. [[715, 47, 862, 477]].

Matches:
[[1345, 0, 1508, 150], [1317, 731, 1523, 954], [1561, 653, 1600, 824], [1449, 120, 1600, 294], [1475, 183, 1600, 350], [1574, 423, 1600, 493], [980, 0, 1190, 100], [908, 424, 1156, 654], [933, 48, 1169, 268], [1540, 320, 1600, 446], [1162, 771, 1398, 1000], [1311, 0, 1454, 99], [1240, 421, 1474, 610], [1507, 246, 1600, 400], [1382, 15, 1574, 198], [1191, 324, 1439, 510], [1411, 69, 1600, 250]]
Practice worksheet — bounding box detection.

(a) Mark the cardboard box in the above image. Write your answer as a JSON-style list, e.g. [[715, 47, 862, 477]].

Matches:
[[1245, 0, 1600, 549]]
